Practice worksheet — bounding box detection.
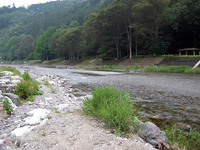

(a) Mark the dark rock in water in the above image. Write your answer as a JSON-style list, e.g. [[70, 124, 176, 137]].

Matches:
[[138, 122, 168, 147], [2, 93, 21, 106], [176, 122, 191, 132]]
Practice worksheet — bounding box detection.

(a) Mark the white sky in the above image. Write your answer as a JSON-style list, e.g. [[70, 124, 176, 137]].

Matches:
[[0, 0, 57, 8]]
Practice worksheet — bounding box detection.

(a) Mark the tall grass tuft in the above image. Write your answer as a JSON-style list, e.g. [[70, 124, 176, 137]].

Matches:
[[21, 71, 32, 81], [82, 86, 138, 134], [0, 66, 21, 75], [16, 72, 43, 101], [164, 125, 200, 150]]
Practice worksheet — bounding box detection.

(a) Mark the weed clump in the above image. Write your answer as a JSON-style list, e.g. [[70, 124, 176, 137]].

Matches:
[[0, 97, 13, 115], [82, 86, 138, 134], [21, 71, 32, 81], [16, 72, 43, 101], [164, 125, 200, 150]]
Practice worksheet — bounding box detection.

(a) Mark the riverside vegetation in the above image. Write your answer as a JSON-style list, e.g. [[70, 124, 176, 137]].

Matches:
[[0, 66, 43, 103], [77, 64, 200, 74], [83, 86, 200, 150], [16, 71, 43, 102]]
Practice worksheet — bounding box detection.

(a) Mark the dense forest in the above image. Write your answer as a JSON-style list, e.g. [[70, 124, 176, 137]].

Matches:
[[0, 0, 200, 61]]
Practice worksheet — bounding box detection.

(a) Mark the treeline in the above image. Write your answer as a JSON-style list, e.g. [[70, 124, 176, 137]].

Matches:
[[1, 0, 200, 61], [0, 0, 114, 60]]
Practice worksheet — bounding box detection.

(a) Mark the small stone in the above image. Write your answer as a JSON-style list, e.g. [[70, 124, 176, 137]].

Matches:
[[3, 139, 11, 144], [42, 132, 47, 137], [48, 115, 52, 119], [0, 139, 4, 145], [28, 102, 34, 105], [15, 139, 21, 147], [6, 146, 12, 150], [49, 131, 57, 134], [19, 122, 27, 127]]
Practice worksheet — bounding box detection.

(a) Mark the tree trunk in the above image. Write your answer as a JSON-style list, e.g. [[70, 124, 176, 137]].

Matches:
[[129, 28, 132, 59], [135, 35, 138, 56]]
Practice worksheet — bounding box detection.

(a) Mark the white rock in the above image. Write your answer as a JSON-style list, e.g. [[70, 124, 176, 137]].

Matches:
[[48, 81, 55, 85], [11, 109, 50, 137], [2, 71, 13, 76], [25, 109, 50, 125], [0, 139, 4, 145], [45, 97, 52, 101], [54, 104, 69, 111], [11, 126, 35, 137]]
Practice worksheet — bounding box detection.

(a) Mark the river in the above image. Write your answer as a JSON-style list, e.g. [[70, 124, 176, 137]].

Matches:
[[15, 65, 200, 129]]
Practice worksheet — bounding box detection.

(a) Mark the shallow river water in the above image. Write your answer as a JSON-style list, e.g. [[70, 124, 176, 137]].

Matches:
[[16, 65, 200, 129]]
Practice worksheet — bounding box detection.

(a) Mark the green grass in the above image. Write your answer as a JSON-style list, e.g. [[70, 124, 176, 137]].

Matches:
[[141, 65, 200, 74], [164, 125, 200, 150], [82, 86, 140, 135], [0, 66, 21, 75], [21, 71, 32, 81], [16, 72, 43, 101], [77, 64, 200, 74]]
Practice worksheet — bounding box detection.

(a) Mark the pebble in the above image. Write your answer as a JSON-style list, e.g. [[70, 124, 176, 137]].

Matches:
[[0, 139, 4, 145]]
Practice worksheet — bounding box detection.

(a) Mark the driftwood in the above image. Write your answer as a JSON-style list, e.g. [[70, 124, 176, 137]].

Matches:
[[158, 141, 174, 150]]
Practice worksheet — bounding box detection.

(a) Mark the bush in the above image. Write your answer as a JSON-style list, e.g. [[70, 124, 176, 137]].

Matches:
[[164, 125, 200, 150], [0, 66, 21, 75], [16, 80, 42, 101], [82, 86, 138, 134]]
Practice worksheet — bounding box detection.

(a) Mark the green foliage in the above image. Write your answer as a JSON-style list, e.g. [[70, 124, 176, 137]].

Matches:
[[0, 97, 14, 115], [0, 66, 21, 76], [34, 27, 57, 60], [16, 74, 43, 101], [21, 71, 32, 81], [82, 86, 138, 134], [164, 125, 200, 150], [141, 65, 200, 74]]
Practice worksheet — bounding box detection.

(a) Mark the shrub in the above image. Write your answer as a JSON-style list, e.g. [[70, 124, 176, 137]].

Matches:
[[16, 80, 42, 101], [0, 97, 13, 115], [0, 66, 20, 75], [82, 86, 138, 134], [164, 125, 200, 150]]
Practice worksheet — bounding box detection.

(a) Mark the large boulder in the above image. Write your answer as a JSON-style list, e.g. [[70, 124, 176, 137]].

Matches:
[[138, 122, 168, 147], [2, 93, 21, 106]]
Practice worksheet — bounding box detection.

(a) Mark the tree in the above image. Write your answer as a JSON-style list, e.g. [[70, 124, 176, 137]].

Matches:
[[3, 36, 21, 60], [15, 35, 34, 60], [34, 27, 56, 60]]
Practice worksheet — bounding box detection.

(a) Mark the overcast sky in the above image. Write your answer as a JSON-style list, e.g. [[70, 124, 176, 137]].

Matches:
[[0, 0, 57, 8]]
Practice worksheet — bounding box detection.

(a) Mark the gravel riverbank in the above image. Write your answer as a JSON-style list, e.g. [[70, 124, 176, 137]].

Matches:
[[0, 67, 155, 150]]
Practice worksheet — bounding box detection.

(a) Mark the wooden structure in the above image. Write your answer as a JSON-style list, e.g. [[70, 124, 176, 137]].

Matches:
[[178, 48, 200, 56]]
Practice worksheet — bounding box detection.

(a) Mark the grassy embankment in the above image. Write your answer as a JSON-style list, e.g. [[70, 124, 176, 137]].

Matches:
[[83, 86, 200, 150], [77, 64, 200, 74]]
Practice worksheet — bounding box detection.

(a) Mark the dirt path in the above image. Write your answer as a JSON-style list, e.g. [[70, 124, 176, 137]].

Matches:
[[1, 69, 154, 150]]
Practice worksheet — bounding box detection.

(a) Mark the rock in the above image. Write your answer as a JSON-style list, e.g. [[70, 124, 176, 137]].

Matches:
[[3, 139, 11, 144], [1, 71, 13, 76], [138, 122, 168, 147], [0, 90, 2, 95], [176, 123, 191, 132], [54, 104, 69, 111], [2, 93, 21, 106]]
